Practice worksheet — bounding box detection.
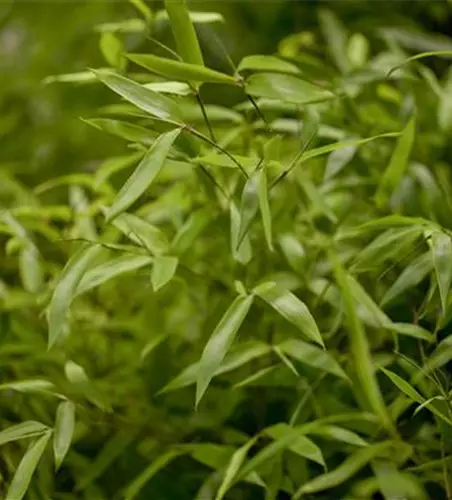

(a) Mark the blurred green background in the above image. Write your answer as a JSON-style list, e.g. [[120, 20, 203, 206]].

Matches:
[[1, 0, 452, 189]]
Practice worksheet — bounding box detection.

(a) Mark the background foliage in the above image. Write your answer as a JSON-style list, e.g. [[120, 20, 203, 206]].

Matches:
[[1, 1, 452, 499]]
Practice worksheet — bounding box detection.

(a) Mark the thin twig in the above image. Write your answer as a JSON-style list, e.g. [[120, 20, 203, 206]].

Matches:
[[195, 91, 216, 142], [246, 93, 268, 126]]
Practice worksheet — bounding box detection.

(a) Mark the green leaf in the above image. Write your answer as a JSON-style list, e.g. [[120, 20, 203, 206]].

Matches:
[[238, 168, 260, 247], [151, 255, 178, 291], [293, 441, 395, 498], [143, 81, 192, 95], [156, 10, 224, 24], [387, 50, 452, 77], [106, 129, 181, 221], [278, 338, 347, 379], [386, 323, 433, 342], [171, 209, 212, 255], [53, 401, 75, 470], [329, 250, 393, 432], [93, 70, 182, 122], [48, 244, 103, 349], [230, 201, 252, 265], [164, 0, 204, 68], [238, 55, 301, 75], [381, 367, 452, 426], [351, 227, 421, 272], [0, 379, 56, 394], [0, 421, 49, 447], [124, 450, 183, 500], [19, 244, 43, 294], [196, 294, 254, 406], [6, 431, 52, 500], [319, 9, 349, 74], [324, 143, 356, 180], [65, 361, 111, 412], [112, 212, 170, 255], [429, 231, 452, 315], [76, 255, 153, 296], [82, 118, 155, 144], [215, 438, 258, 500], [100, 32, 124, 69], [128, 54, 237, 85], [416, 336, 452, 378], [375, 115, 416, 209], [264, 424, 325, 466], [245, 73, 334, 104], [254, 281, 324, 347], [381, 252, 433, 307], [308, 425, 368, 447], [129, 0, 152, 22]]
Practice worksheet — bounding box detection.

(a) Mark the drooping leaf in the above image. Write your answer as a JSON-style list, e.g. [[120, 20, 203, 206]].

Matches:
[[254, 281, 324, 347], [53, 401, 75, 470], [293, 441, 395, 498], [6, 431, 52, 500], [238, 168, 260, 246], [238, 55, 301, 75], [329, 250, 393, 432], [106, 129, 181, 221], [375, 115, 416, 208], [0, 421, 49, 447], [151, 255, 178, 292], [381, 252, 433, 307], [196, 294, 254, 406], [93, 70, 182, 122], [245, 73, 334, 104], [429, 231, 452, 315], [48, 244, 103, 349], [128, 54, 237, 85], [76, 255, 153, 296], [230, 201, 252, 265], [278, 338, 347, 379]]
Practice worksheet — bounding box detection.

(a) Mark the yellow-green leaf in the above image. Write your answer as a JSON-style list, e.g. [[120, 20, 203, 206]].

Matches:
[[151, 255, 178, 291], [53, 401, 75, 470], [238, 55, 301, 75]]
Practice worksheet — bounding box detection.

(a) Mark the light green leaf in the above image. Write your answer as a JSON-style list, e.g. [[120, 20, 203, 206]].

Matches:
[[151, 255, 178, 291], [106, 129, 181, 221], [416, 336, 452, 379], [230, 201, 252, 265], [215, 438, 258, 500], [381, 252, 433, 307], [278, 338, 347, 379], [309, 425, 368, 447], [93, 70, 182, 122], [128, 54, 237, 85], [48, 244, 103, 349], [100, 32, 124, 69], [196, 294, 254, 406], [0, 379, 56, 394], [319, 9, 349, 74], [0, 421, 49, 447], [112, 212, 170, 255], [386, 323, 433, 342], [381, 367, 452, 426], [387, 50, 452, 77], [171, 209, 212, 255], [375, 115, 416, 209], [124, 450, 183, 500], [143, 81, 192, 95], [65, 361, 111, 412], [19, 244, 43, 294], [429, 231, 452, 315], [76, 255, 153, 296], [164, 0, 204, 83], [238, 168, 260, 247], [293, 441, 394, 498], [329, 250, 393, 432], [245, 73, 334, 104], [324, 143, 356, 180], [238, 55, 300, 75], [53, 401, 75, 470], [156, 10, 224, 24], [254, 281, 324, 347], [129, 0, 152, 22], [82, 118, 154, 144], [6, 431, 52, 500]]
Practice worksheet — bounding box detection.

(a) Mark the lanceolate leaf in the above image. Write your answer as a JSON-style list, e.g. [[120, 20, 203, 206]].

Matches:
[[237, 55, 301, 75], [6, 431, 52, 500], [53, 401, 75, 470], [293, 441, 395, 498], [128, 54, 237, 85], [381, 252, 433, 307], [230, 201, 252, 265], [329, 250, 393, 432], [93, 70, 182, 122], [429, 231, 452, 315], [0, 421, 49, 447], [238, 168, 260, 247], [48, 244, 103, 349], [151, 255, 178, 291], [106, 129, 181, 221], [375, 114, 416, 209], [196, 294, 254, 406], [245, 73, 334, 104], [164, 0, 204, 71], [254, 281, 324, 347]]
